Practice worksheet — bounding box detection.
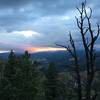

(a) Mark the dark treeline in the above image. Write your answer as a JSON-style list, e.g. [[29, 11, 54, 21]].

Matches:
[[0, 50, 76, 100], [0, 50, 100, 100], [0, 50, 41, 100]]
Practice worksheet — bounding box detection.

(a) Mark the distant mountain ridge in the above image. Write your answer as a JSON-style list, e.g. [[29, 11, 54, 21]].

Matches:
[[0, 50, 100, 71]]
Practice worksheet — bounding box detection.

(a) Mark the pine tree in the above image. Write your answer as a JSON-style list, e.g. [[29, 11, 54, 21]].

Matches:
[[5, 50, 16, 80], [16, 51, 40, 100], [44, 63, 58, 100], [0, 50, 41, 100], [0, 50, 18, 100]]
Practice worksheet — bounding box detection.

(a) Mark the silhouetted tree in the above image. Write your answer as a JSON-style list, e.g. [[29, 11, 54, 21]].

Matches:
[[56, 1, 100, 100], [1, 50, 18, 100], [44, 63, 58, 100], [16, 51, 40, 100], [0, 50, 41, 100], [5, 50, 16, 80]]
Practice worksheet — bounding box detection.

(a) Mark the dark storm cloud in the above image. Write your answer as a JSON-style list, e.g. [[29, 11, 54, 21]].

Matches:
[[0, 0, 80, 32], [0, 0, 81, 15], [0, 0, 99, 15], [0, 0, 30, 8], [0, 0, 100, 51]]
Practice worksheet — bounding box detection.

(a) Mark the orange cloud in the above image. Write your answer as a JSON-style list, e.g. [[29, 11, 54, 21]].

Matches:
[[25, 47, 66, 53]]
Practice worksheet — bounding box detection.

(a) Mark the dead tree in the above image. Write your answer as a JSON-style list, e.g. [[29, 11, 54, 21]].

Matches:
[[56, 33, 82, 100], [56, 2, 100, 100]]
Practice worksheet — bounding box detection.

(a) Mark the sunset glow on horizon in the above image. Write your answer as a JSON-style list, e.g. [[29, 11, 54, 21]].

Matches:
[[25, 47, 66, 53]]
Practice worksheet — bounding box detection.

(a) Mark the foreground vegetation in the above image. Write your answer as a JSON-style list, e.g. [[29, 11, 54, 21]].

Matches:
[[0, 50, 100, 100]]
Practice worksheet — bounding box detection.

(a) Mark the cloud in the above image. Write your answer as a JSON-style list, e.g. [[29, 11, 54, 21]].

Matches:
[[0, 0, 99, 52], [0, 0, 99, 32], [12, 30, 42, 38], [0, 30, 43, 51]]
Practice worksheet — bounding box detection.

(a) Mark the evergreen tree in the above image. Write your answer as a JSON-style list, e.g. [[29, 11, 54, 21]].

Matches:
[[0, 50, 41, 100], [15, 51, 40, 100], [0, 50, 18, 100], [5, 50, 16, 80], [44, 63, 58, 100]]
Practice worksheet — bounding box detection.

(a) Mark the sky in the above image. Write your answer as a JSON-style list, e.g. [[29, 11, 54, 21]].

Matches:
[[0, 0, 100, 53]]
